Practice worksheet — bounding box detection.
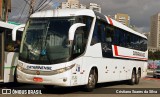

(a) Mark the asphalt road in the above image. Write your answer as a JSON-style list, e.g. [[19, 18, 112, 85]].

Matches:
[[0, 75, 160, 97]]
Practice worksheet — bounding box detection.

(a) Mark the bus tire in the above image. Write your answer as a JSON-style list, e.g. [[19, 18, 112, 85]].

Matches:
[[153, 75, 156, 78], [135, 70, 141, 84], [43, 85, 55, 90], [129, 70, 136, 85], [12, 67, 20, 86], [85, 69, 97, 92], [14, 67, 18, 83]]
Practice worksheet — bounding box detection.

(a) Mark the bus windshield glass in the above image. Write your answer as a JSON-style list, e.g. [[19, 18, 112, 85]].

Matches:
[[19, 16, 92, 64]]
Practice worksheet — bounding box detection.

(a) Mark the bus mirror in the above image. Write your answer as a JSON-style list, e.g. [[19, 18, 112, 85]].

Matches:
[[69, 23, 86, 41], [12, 24, 25, 41]]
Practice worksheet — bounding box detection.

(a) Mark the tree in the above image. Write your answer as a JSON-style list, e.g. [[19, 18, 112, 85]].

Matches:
[[149, 51, 160, 60]]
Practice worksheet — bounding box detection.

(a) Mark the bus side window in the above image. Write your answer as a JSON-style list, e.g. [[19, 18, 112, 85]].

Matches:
[[126, 32, 131, 48], [91, 20, 101, 45], [5, 29, 14, 52], [5, 30, 22, 52], [101, 24, 114, 58], [106, 29, 113, 43], [72, 27, 84, 58]]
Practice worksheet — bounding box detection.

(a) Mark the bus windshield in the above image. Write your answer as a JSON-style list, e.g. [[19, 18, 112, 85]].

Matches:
[[19, 16, 92, 64]]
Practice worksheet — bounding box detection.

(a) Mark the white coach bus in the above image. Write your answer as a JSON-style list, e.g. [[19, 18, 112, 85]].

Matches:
[[12, 9, 148, 91], [0, 21, 22, 83]]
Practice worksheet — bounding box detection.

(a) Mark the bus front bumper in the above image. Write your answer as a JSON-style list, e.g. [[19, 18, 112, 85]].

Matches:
[[16, 69, 72, 86]]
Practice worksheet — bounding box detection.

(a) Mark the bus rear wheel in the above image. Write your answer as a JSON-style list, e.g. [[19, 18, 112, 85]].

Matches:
[[135, 70, 141, 84], [85, 69, 97, 92], [128, 70, 136, 85]]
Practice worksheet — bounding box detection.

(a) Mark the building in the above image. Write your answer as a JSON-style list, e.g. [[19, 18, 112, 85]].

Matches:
[[88, 3, 101, 13], [107, 15, 115, 19], [141, 32, 151, 48], [149, 47, 158, 53], [69, 0, 79, 9], [0, 0, 11, 22], [79, 4, 86, 9], [59, 0, 101, 12], [149, 13, 160, 52], [143, 32, 150, 39], [115, 13, 130, 27], [0, 0, 11, 80], [61, 2, 70, 9], [59, 0, 86, 9]]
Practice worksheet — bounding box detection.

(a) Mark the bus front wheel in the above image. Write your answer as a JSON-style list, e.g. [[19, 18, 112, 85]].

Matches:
[[85, 69, 97, 92]]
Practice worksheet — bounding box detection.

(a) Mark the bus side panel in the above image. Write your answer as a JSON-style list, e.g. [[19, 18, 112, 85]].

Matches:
[[82, 57, 147, 85], [4, 52, 18, 83], [125, 60, 147, 80], [70, 57, 83, 86], [82, 57, 122, 84], [141, 51, 148, 78], [141, 62, 148, 78], [82, 57, 102, 84]]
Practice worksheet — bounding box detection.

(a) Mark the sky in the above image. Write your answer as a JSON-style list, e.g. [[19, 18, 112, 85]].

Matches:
[[9, 0, 160, 33]]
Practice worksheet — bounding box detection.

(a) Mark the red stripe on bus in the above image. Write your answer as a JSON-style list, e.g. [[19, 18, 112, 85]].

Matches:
[[113, 45, 147, 61], [108, 17, 113, 25], [117, 55, 148, 60], [114, 45, 119, 56]]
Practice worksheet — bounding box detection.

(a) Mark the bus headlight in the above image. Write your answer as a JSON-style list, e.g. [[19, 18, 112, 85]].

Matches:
[[53, 64, 75, 74], [17, 65, 24, 71]]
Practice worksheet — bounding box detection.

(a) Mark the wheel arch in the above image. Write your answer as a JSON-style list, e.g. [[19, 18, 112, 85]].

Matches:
[[85, 66, 98, 85]]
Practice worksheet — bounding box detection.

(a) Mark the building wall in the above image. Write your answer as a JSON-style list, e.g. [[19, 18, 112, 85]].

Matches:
[[0, 0, 3, 20], [89, 3, 101, 13], [0, 0, 11, 21], [60, 0, 80, 9], [115, 13, 130, 27], [59, 0, 100, 13], [61, 2, 70, 9], [80, 4, 86, 9], [150, 13, 160, 50]]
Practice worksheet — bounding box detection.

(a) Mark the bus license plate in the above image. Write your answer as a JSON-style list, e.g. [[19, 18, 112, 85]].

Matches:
[[33, 77, 43, 82]]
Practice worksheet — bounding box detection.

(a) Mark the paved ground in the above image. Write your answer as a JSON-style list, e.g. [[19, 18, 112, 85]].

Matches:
[[0, 75, 160, 97]]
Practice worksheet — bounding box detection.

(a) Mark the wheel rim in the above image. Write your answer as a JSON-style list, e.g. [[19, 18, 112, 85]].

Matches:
[[137, 73, 140, 79], [88, 73, 95, 88], [132, 72, 136, 83], [137, 71, 141, 82]]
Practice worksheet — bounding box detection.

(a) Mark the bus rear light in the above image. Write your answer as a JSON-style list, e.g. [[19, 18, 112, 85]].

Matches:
[[33, 77, 43, 82]]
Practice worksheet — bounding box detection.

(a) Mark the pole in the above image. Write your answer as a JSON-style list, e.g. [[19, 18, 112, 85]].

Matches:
[[29, 0, 35, 16]]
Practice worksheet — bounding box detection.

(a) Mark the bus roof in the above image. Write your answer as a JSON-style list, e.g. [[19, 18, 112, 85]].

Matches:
[[30, 9, 95, 18], [31, 9, 147, 39], [0, 21, 23, 31]]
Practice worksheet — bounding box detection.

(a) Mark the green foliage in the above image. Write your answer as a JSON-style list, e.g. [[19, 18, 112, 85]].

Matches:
[[149, 51, 160, 60]]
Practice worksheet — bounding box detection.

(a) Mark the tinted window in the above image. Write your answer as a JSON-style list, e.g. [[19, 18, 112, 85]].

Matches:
[[91, 19, 148, 56], [5, 29, 22, 52]]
